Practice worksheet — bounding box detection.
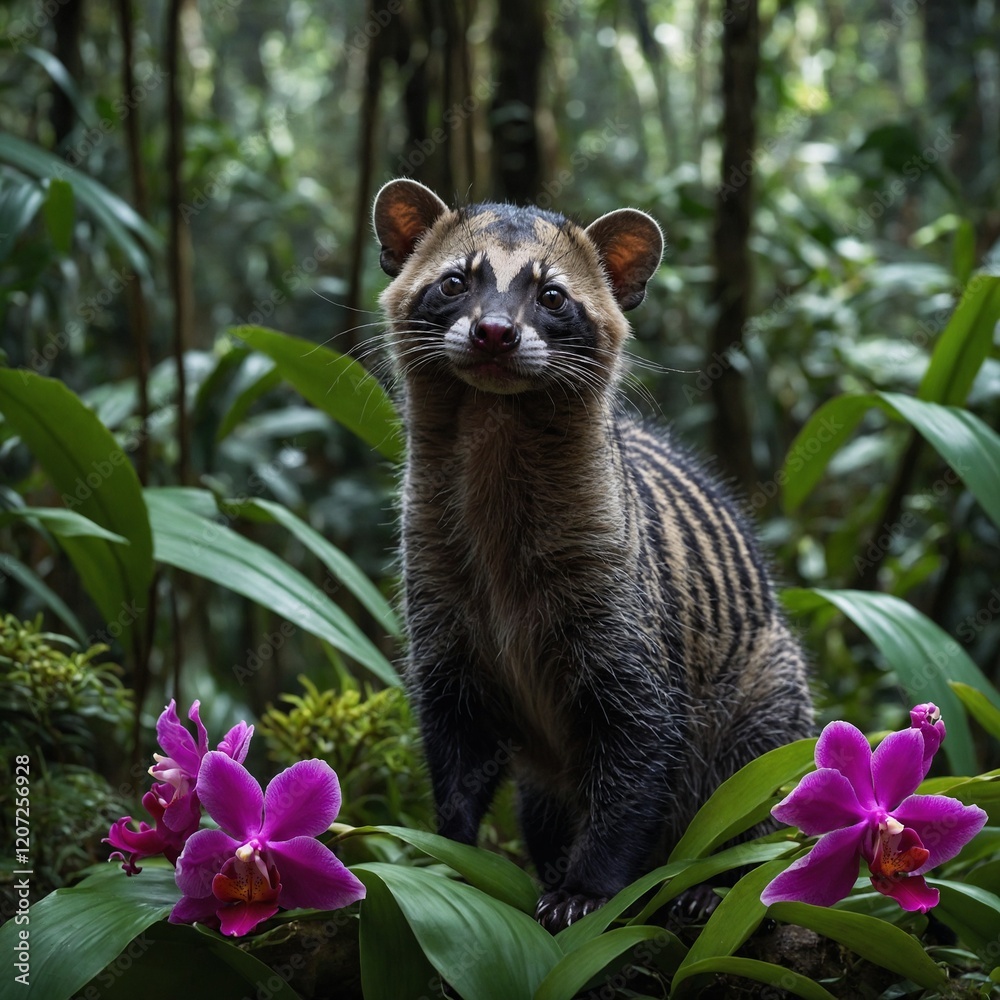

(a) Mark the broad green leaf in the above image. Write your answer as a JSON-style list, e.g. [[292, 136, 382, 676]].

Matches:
[[0, 132, 160, 279], [239, 497, 401, 638], [669, 739, 818, 861], [231, 326, 403, 462], [936, 878, 1000, 947], [946, 776, 1000, 825], [0, 176, 45, 265], [358, 871, 437, 1000], [781, 394, 876, 512], [145, 488, 399, 686], [672, 859, 788, 997], [0, 863, 178, 1000], [918, 274, 1000, 406], [768, 901, 947, 988], [369, 824, 537, 913], [354, 863, 562, 1000], [879, 391, 1000, 531], [670, 957, 837, 1000], [782, 390, 1000, 531], [0, 370, 153, 659], [43, 177, 74, 254], [84, 921, 304, 1000], [0, 553, 88, 644], [784, 588, 1000, 775], [950, 681, 1000, 742], [534, 926, 682, 1000], [634, 841, 794, 925], [216, 358, 281, 441], [1, 506, 128, 544]]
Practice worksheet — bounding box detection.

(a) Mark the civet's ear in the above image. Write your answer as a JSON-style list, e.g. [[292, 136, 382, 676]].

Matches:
[[372, 179, 450, 277], [584, 209, 664, 311]]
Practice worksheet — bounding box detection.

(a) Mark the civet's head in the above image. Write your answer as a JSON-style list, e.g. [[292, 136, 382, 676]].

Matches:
[[373, 179, 662, 395]]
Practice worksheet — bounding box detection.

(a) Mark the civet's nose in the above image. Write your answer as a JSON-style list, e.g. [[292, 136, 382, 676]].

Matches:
[[470, 316, 520, 355]]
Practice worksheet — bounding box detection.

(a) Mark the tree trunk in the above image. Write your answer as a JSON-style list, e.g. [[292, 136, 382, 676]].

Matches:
[[709, 0, 759, 492]]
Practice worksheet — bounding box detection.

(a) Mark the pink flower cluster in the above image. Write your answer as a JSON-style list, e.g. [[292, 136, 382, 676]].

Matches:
[[105, 700, 365, 936]]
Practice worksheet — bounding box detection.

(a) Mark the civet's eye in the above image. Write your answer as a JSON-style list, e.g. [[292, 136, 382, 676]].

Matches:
[[440, 273, 467, 296], [538, 286, 566, 310]]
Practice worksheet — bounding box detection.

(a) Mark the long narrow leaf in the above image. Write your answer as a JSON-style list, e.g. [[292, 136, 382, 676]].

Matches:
[[669, 739, 817, 861], [240, 497, 401, 638], [785, 587, 1000, 774], [918, 274, 1000, 406], [145, 487, 399, 685], [354, 863, 562, 1000], [767, 901, 947, 988], [0, 370, 153, 658], [231, 326, 403, 462], [0, 864, 178, 1000], [0, 553, 88, 644], [671, 957, 837, 1000], [534, 926, 682, 1000], [1, 506, 128, 544], [369, 824, 537, 913]]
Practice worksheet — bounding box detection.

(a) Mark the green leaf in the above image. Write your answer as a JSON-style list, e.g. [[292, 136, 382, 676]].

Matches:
[[215, 358, 281, 441], [672, 860, 788, 997], [784, 587, 1000, 775], [782, 390, 1000, 531], [768, 901, 947, 988], [1, 506, 128, 544], [43, 177, 74, 254], [933, 879, 1000, 962], [145, 487, 399, 685], [670, 957, 837, 1000], [231, 326, 404, 462], [634, 841, 795, 925], [0, 552, 88, 644], [0, 863, 179, 1000], [534, 926, 682, 1000], [354, 863, 562, 1000], [0, 132, 159, 279], [950, 681, 1000, 742], [0, 175, 45, 265], [83, 921, 304, 1000], [781, 394, 876, 512], [358, 871, 437, 1000], [669, 739, 818, 861], [918, 274, 1000, 406], [879, 391, 1000, 531], [369, 825, 537, 913], [0, 370, 153, 658], [238, 497, 401, 638]]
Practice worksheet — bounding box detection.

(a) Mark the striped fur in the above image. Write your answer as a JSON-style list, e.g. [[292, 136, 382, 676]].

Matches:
[[373, 180, 813, 931]]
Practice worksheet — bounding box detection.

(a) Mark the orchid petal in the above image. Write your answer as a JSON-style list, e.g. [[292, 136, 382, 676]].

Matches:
[[871, 730, 925, 810], [772, 767, 867, 835], [188, 700, 210, 758], [268, 837, 367, 911], [218, 722, 254, 763], [217, 899, 281, 937], [169, 893, 219, 928], [893, 794, 988, 871], [761, 822, 866, 908], [155, 700, 201, 777], [261, 759, 342, 842], [815, 722, 875, 809], [175, 828, 239, 899], [871, 872, 939, 913], [197, 751, 264, 840]]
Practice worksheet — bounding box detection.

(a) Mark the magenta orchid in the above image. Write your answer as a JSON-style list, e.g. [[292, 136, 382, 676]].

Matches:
[[761, 703, 987, 913], [169, 751, 366, 936], [105, 699, 253, 875]]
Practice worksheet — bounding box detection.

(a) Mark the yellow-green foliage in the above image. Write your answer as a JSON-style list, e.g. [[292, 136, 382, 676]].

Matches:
[[0, 613, 132, 762], [258, 677, 430, 828], [0, 615, 132, 894]]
